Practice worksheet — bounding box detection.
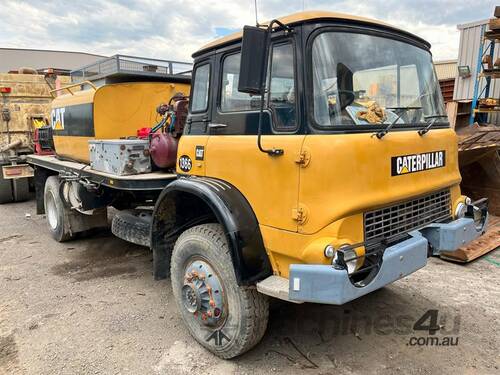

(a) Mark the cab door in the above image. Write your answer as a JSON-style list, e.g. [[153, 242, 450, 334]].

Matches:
[[177, 58, 213, 176], [205, 41, 304, 231]]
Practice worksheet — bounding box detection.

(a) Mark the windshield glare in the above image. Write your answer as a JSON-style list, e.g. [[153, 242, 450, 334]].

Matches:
[[312, 32, 447, 128]]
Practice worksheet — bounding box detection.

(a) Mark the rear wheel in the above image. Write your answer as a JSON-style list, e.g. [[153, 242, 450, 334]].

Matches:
[[12, 178, 30, 202], [170, 223, 269, 359], [44, 176, 74, 242], [0, 176, 13, 204]]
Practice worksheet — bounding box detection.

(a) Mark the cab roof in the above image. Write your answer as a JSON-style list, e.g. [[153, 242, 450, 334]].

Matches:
[[194, 10, 429, 57]]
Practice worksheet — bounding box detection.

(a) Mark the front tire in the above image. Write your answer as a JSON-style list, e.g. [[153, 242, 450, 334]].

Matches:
[[170, 223, 269, 359]]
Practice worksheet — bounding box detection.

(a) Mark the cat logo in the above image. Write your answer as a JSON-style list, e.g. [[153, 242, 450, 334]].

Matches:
[[51, 107, 65, 130], [391, 150, 445, 176]]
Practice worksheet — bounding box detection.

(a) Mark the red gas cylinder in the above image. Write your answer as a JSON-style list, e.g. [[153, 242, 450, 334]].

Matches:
[[150, 133, 179, 169]]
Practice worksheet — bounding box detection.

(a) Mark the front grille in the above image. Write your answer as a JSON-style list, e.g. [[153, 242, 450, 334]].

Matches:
[[364, 189, 451, 242]]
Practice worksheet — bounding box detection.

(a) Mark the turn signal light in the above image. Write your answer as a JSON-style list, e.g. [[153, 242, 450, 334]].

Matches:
[[0, 87, 12, 93]]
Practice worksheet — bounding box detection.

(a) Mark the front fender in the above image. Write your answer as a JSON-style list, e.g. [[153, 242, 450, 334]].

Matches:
[[151, 176, 272, 285]]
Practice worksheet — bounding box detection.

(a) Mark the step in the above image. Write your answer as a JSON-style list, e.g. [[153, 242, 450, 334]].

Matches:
[[256, 275, 302, 303]]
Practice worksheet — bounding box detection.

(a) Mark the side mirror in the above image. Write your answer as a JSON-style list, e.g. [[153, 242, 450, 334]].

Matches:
[[238, 25, 269, 95]]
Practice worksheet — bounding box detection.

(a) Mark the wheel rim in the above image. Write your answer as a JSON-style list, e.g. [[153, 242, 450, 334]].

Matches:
[[46, 192, 58, 230], [181, 258, 226, 327]]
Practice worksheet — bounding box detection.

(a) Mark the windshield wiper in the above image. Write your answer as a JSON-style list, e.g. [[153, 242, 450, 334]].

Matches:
[[373, 107, 422, 139], [385, 106, 423, 111], [418, 115, 448, 136]]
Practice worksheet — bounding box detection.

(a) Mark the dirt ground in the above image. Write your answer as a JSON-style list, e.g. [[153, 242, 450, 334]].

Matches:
[[0, 199, 499, 375]]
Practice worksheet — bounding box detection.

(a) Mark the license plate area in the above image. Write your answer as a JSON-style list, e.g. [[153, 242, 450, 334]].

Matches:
[[2, 164, 34, 179]]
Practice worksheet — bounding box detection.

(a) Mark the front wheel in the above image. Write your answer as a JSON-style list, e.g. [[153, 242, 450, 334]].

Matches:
[[170, 223, 269, 359]]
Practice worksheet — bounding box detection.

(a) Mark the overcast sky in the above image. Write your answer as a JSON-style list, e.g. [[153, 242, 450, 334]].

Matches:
[[0, 0, 497, 62]]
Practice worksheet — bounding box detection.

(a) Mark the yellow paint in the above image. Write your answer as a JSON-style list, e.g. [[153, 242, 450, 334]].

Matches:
[[52, 89, 94, 107], [93, 83, 190, 140], [176, 135, 210, 176], [260, 214, 364, 278], [53, 120, 64, 130], [298, 129, 461, 234], [53, 136, 93, 162], [203, 135, 305, 231], [180, 127, 463, 277], [196, 10, 402, 55], [52, 82, 190, 162]]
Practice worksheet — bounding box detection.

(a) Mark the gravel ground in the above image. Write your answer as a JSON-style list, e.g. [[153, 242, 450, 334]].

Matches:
[[0, 199, 499, 374]]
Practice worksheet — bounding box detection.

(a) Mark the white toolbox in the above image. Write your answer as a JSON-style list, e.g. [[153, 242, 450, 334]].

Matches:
[[89, 139, 151, 176]]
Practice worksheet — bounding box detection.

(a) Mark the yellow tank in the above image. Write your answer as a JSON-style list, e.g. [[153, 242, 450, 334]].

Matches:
[[51, 81, 190, 163]]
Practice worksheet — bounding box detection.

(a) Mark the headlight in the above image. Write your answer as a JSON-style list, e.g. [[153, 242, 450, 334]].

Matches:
[[455, 202, 467, 219], [324, 245, 335, 258], [472, 205, 487, 231]]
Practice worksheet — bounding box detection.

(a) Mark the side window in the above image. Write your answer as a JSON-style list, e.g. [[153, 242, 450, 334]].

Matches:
[[221, 53, 255, 112], [191, 64, 210, 112], [268, 43, 296, 130]]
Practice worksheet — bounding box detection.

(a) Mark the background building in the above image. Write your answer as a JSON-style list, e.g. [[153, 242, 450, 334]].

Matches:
[[434, 59, 457, 103], [0, 48, 105, 73], [453, 19, 500, 125]]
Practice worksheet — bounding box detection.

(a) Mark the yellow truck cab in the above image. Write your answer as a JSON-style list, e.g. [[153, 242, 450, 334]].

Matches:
[[157, 11, 488, 357], [28, 12, 488, 359]]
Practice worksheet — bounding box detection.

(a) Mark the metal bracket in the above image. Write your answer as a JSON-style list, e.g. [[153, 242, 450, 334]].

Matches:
[[292, 204, 308, 224], [295, 148, 311, 167]]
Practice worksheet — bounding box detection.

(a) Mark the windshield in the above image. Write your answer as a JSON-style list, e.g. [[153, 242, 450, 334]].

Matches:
[[312, 32, 447, 128]]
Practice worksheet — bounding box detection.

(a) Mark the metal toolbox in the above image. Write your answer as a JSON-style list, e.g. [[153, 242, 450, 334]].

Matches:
[[89, 139, 151, 176]]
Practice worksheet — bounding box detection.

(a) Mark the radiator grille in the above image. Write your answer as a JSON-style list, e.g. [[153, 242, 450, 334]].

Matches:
[[364, 189, 451, 242]]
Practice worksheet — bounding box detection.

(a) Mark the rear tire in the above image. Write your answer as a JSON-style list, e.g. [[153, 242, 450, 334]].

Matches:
[[44, 176, 74, 242], [170, 223, 269, 359], [0, 175, 13, 204], [12, 178, 30, 202]]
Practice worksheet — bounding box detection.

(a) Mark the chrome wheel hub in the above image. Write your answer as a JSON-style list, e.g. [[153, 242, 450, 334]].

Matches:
[[182, 259, 225, 327]]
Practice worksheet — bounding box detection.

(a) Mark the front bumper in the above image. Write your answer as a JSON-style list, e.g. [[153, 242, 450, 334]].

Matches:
[[289, 203, 488, 305], [289, 233, 428, 304], [421, 198, 488, 255]]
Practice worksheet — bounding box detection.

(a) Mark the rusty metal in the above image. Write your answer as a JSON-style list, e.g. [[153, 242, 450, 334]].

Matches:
[[0, 139, 22, 153], [440, 215, 500, 262], [49, 80, 96, 97]]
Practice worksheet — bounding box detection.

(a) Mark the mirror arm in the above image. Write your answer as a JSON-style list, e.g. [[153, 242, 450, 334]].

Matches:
[[257, 89, 284, 157], [266, 19, 292, 34], [241, 20, 292, 157], [256, 20, 286, 157]]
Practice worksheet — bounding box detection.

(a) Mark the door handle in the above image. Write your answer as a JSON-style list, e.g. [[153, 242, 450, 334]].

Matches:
[[208, 123, 228, 129]]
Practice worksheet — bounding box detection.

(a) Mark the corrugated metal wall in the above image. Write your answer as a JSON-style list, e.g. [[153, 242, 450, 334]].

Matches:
[[453, 19, 500, 124], [435, 60, 457, 81]]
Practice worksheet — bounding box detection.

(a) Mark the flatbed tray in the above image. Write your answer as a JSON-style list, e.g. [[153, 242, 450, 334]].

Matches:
[[70, 54, 192, 84], [28, 154, 177, 191]]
